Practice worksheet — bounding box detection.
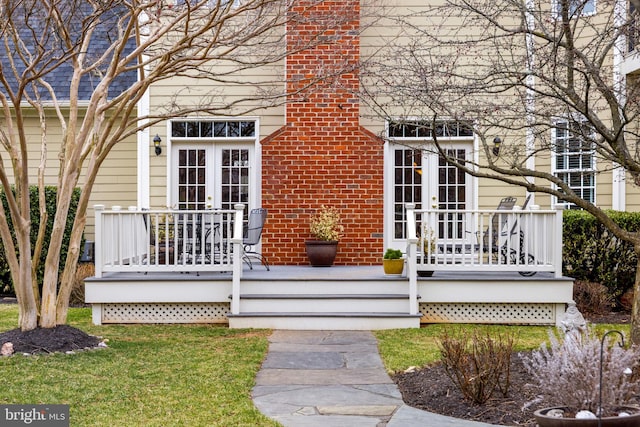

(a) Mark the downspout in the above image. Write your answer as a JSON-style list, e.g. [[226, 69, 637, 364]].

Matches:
[[612, 0, 627, 211]]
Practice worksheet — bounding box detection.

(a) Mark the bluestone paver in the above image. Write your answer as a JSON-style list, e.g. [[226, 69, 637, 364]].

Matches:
[[252, 330, 502, 426]]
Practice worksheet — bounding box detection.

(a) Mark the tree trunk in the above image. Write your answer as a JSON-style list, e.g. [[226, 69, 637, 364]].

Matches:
[[16, 224, 37, 331], [39, 183, 75, 328], [631, 247, 640, 345]]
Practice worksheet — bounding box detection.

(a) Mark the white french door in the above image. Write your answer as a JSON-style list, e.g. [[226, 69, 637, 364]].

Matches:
[[387, 142, 474, 249], [171, 144, 253, 211]]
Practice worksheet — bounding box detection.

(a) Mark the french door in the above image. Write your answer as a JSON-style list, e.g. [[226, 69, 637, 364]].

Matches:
[[389, 143, 473, 248], [172, 144, 253, 211]]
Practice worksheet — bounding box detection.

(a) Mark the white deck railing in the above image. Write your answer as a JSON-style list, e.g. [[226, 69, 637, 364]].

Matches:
[[93, 204, 245, 276], [406, 204, 563, 276]]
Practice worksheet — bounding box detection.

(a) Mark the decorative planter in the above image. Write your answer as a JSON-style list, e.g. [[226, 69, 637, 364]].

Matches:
[[417, 270, 434, 277], [305, 240, 338, 267], [382, 258, 404, 275], [533, 406, 640, 427]]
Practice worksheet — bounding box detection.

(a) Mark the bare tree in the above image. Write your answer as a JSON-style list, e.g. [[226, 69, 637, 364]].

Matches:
[[362, 0, 640, 342], [0, 0, 359, 331]]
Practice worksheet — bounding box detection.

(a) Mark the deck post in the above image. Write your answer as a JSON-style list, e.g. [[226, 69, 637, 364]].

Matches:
[[94, 205, 105, 278], [553, 208, 563, 278], [406, 203, 418, 315], [231, 204, 245, 314]]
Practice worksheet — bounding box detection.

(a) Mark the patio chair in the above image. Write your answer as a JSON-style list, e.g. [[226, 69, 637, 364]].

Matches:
[[481, 196, 536, 276], [481, 196, 517, 253], [243, 208, 270, 270]]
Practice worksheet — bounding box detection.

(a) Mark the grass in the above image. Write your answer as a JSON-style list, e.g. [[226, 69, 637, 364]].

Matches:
[[0, 306, 280, 427], [374, 323, 632, 373], [1, 305, 631, 425]]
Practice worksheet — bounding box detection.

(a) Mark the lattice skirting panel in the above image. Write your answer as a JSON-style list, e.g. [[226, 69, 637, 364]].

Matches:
[[101, 302, 230, 324], [419, 302, 556, 325]]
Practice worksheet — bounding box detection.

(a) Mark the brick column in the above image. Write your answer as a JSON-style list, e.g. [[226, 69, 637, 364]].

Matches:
[[261, 0, 384, 265]]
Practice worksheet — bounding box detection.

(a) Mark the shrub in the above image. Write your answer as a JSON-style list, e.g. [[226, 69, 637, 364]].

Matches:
[[523, 328, 640, 416], [309, 205, 344, 241], [573, 280, 614, 315], [0, 186, 82, 295], [438, 328, 515, 404], [563, 210, 639, 303]]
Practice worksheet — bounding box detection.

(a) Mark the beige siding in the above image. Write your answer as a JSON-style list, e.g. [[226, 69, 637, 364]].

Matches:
[[1, 110, 137, 240], [359, 0, 640, 212]]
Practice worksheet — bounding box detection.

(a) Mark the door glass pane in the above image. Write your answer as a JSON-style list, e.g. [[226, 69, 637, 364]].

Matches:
[[437, 149, 467, 239], [221, 149, 250, 210], [177, 148, 207, 210], [393, 148, 422, 239]]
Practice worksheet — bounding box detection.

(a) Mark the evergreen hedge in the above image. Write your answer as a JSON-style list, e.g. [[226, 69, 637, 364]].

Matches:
[[563, 209, 640, 300], [0, 186, 80, 294]]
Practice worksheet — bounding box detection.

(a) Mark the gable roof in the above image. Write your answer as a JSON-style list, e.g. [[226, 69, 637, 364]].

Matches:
[[0, 2, 138, 103]]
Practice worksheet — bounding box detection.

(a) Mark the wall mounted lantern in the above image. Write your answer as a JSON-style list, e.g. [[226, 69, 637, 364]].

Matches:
[[153, 134, 162, 156], [492, 137, 502, 156]]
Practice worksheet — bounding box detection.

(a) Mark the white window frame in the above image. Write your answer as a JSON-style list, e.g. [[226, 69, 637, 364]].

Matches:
[[551, 117, 596, 208]]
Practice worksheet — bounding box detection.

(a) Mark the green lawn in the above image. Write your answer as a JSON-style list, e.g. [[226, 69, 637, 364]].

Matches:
[[1, 305, 630, 425], [0, 306, 280, 427]]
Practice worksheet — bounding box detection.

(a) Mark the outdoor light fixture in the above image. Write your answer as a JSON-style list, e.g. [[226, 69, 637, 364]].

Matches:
[[153, 134, 162, 156], [492, 137, 502, 156]]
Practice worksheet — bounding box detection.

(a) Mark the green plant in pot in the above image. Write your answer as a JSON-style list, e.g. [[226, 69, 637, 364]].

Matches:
[[382, 248, 404, 275], [417, 227, 437, 277], [305, 206, 344, 267], [154, 212, 175, 265], [523, 327, 640, 426]]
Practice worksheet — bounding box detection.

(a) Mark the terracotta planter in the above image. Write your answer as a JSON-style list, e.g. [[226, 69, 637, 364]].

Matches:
[[305, 240, 338, 267], [533, 406, 640, 427], [382, 258, 404, 275]]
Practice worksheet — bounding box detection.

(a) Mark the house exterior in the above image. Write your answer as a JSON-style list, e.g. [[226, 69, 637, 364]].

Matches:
[[116, 0, 640, 269], [4, 1, 638, 328]]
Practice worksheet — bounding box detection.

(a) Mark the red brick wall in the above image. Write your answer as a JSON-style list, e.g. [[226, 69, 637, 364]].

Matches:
[[261, 0, 384, 265]]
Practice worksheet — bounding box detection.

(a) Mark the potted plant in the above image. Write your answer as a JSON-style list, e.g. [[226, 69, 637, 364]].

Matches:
[[524, 328, 640, 426], [382, 248, 404, 275], [154, 212, 175, 264], [305, 205, 344, 267], [417, 228, 437, 277]]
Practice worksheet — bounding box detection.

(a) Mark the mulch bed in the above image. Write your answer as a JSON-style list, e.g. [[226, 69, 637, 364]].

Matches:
[[392, 311, 634, 426], [395, 352, 541, 426], [0, 325, 102, 355]]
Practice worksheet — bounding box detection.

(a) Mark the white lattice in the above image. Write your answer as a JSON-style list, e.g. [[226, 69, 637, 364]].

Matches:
[[419, 303, 555, 325], [102, 303, 230, 324]]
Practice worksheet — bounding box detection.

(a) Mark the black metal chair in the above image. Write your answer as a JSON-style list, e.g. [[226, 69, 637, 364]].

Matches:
[[243, 208, 270, 270]]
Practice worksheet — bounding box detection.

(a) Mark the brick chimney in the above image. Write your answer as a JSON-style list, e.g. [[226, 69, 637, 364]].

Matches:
[[261, 0, 384, 265]]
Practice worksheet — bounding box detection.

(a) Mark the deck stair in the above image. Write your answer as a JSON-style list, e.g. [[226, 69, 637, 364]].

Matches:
[[228, 272, 422, 330]]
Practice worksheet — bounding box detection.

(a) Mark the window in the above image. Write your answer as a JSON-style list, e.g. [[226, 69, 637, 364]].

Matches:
[[552, 119, 596, 207], [553, 0, 596, 18], [388, 120, 473, 139]]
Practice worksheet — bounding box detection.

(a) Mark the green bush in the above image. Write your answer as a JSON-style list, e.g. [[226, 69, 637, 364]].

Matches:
[[0, 186, 81, 294], [383, 248, 403, 259], [563, 210, 640, 302]]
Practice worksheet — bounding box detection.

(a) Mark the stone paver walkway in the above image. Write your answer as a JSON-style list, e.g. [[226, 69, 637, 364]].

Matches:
[[252, 330, 499, 427]]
